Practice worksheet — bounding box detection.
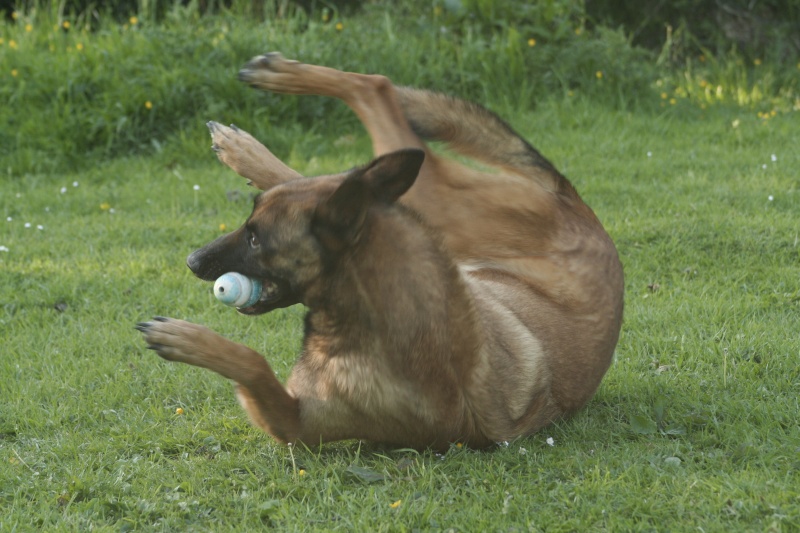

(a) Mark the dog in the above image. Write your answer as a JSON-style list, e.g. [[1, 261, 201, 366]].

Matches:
[[136, 53, 624, 451]]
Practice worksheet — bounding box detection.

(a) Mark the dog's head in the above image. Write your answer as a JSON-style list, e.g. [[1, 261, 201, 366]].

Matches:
[[187, 148, 425, 315]]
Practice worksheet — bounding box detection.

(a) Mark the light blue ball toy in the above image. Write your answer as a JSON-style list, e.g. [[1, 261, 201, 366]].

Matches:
[[213, 272, 262, 308]]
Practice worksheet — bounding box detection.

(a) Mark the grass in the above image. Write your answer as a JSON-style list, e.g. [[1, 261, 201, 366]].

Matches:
[[2, 2, 800, 531], [2, 96, 798, 531]]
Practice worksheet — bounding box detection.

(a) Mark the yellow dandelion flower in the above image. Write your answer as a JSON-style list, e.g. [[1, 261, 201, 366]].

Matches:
[[100, 202, 111, 210], [11, 69, 18, 77], [130, 16, 139, 25], [595, 71, 603, 79], [660, 92, 668, 99], [528, 38, 536, 47], [63, 21, 71, 29], [699, 80, 708, 88], [669, 98, 676, 105], [76, 43, 84, 51], [219, 223, 227, 232], [145, 101, 153, 110], [9, 40, 17, 49], [335, 22, 343, 31], [175, 407, 184, 415], [11, 11, 18, 20], [389, 499, 402, 509], [574, 27, 583, 36], [298, 469, 306, 476], [455, 442, 463, 448], [770, 109, 776, 117], [433, 6, 443, 16], [753, 58, 761, 66], [25, 24, 33, 32]]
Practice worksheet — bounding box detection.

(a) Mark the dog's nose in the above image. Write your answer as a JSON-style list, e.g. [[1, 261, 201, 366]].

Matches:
[[186, 250, 203, 276]]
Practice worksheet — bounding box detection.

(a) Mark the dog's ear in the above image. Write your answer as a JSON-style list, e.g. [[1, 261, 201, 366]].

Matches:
[[362, 148, 425, 203], [312, 173, 370, 252]]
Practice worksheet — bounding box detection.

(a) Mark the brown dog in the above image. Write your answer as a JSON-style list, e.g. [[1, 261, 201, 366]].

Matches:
[[137, 53, 624, 451]]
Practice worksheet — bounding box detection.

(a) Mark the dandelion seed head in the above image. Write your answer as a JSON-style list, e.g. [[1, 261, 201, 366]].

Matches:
[[60, 187, 67, 194], [768, 195, 774, 201], [193, 184, 200, 191]]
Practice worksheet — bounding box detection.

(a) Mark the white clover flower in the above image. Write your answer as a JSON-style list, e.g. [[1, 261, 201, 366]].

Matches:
[[193, 184, 200, 191], [768, 195, 774, 201], [24, 222, 31, 228], [72, 181, 79, 187], [771, 154, 777, 162], [546, 437, 555, 446], [37, 225, 44, 230], [0, 246, 9, 252], [60, 187, 67, 194], [647, 151, 652, 157]]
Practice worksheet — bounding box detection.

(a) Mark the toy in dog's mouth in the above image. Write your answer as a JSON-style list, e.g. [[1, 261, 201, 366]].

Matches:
[[236, 277, 286, 315]]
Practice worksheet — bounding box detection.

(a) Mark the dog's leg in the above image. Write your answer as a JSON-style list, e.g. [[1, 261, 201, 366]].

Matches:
[[207, 121, 301, 190], [238, 53, 424, 156], [136, 317, 301, 443]]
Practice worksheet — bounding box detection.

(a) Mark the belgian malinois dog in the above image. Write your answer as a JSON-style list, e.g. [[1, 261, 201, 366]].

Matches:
[[137, 53, 624, 451]]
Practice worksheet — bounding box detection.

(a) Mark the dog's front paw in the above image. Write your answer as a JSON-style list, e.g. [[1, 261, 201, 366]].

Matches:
[[135, 316, 214, 365]]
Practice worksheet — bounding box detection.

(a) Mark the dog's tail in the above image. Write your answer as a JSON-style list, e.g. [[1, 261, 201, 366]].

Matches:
[[396, 87, 572, 194]]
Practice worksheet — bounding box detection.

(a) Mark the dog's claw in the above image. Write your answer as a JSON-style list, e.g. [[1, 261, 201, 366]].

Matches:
[[146, 344, 164, 351], [134, 322, 150, 332], [153, 316, 169, 322]]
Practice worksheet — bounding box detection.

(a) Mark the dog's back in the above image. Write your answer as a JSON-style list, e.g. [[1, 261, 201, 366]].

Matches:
[[395, 88, 625, 440]]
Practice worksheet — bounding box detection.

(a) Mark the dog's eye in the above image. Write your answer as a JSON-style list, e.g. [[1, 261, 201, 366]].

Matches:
[[248, 232, 259, 249]]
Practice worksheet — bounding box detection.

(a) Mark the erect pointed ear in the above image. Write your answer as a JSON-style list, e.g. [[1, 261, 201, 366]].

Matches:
[[362, 148, 425, 203], [312, 172, 370, 253]]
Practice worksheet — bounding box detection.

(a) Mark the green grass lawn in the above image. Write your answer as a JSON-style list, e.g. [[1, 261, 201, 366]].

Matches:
[[2, 93, 798, 530]]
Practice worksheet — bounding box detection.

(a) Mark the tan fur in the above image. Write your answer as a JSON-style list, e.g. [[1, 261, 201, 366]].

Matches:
[[137, 53, 624, 451]]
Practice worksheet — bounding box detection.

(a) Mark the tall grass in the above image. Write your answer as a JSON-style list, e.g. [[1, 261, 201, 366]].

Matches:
[[2, 0, 796, 177]]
